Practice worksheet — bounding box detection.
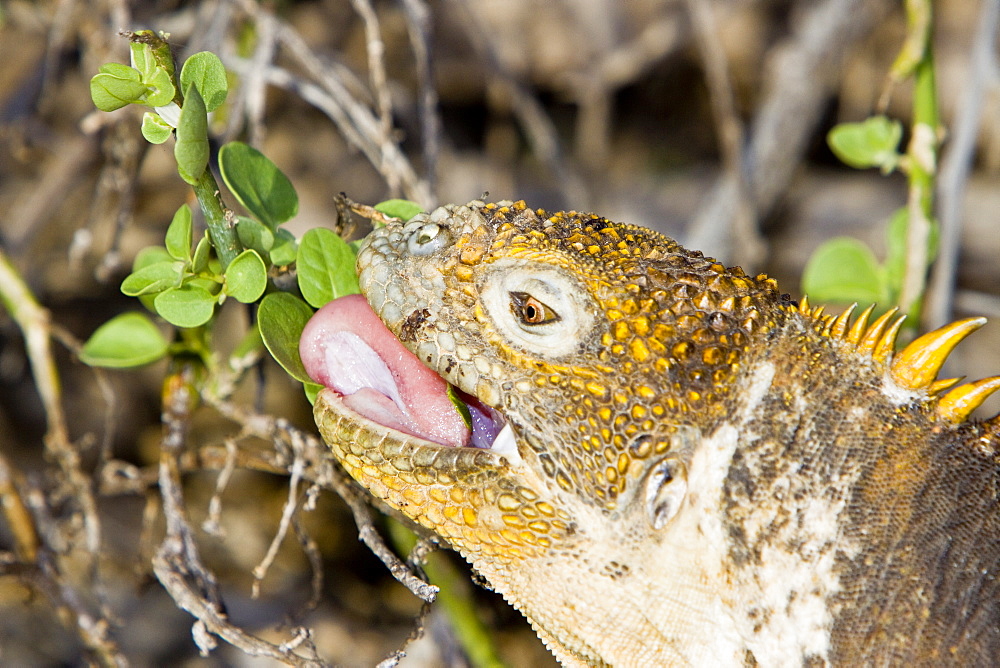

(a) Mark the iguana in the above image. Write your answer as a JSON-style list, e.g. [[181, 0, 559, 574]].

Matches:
[[299, 199, 1000, 666]]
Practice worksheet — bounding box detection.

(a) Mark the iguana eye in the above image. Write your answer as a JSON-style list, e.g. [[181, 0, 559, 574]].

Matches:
[[479, 261, 595, 357], [510, 292, 560, 325]]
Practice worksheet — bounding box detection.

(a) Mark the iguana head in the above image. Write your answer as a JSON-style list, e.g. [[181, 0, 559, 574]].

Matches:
[[301, 200, 1000, 664]]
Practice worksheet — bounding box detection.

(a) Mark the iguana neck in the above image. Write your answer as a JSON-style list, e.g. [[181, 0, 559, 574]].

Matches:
[[493, 315, 999, 666]]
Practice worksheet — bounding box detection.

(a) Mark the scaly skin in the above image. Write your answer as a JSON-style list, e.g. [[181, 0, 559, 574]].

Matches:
[[312, 200, 1000, 666]]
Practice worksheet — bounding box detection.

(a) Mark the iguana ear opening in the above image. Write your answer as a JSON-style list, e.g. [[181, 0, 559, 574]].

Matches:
[[644, 457, 688, 530]]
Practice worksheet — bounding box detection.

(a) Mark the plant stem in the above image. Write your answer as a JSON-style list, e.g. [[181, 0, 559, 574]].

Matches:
[[389, 520, 507, 668], [193, 168, 242, 270], [898, 0, 938, 321], [0, 248, 103, 558], [0, 250, 67, 447]]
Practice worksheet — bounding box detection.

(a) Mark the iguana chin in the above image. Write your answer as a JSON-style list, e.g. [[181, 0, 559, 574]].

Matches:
[[299, 199, 1000, 666]]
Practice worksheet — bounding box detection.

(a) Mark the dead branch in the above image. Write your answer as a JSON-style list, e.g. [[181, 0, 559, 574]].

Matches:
[[0, 248, 102, 570], [252, 428, 306, 597], [685, 0, 761, 267], [446, 0, 588, 206], [223, 0, 434, 205], [154, 369, 326, 666], [686, 0, 894, 266], [208, 398, 440, 603], [399, 0, 441, 199], [0, 451, 127, 667]]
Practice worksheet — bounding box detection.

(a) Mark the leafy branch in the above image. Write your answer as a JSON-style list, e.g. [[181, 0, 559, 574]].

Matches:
[[802, 0, 939, 325], [76, 29, 505, 667]]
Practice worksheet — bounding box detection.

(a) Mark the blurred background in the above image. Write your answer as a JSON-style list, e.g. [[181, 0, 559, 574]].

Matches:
[[1, 0, 998, 665]]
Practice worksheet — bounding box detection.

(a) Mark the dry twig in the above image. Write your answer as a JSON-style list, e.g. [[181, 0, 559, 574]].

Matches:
[[400, 0, 440, 198], [223, 0, 434, 205], [685, 0, 761, 266], [208, 399, 439, 603], [447, 0, 588, 205], [154, 370, 327, 665], [686, 0, 893, 265]]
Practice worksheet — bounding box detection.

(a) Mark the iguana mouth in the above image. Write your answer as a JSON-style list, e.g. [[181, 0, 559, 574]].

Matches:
[[300, 294, 515, 457]]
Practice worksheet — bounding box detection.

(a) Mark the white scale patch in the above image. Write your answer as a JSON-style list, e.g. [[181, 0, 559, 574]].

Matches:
[[647, 359, 864, 664], [725, 361, 863, 664], [619, 361, 784, 664], [879, 367, 925, 406], [740, 476, 857, 664]]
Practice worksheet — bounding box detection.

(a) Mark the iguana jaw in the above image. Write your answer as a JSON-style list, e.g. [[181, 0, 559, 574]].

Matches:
[[303, 288, 573, 563]]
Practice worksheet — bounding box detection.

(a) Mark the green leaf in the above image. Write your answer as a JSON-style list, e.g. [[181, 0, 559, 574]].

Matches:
[[128, 31, 175, 80], [144, 68, 176, 107], [827, 116, 903, 172], [134, 245, 173, 270], [179, 51, 228, 112], [99, 62, 142, 79], [447, 384, 473, 430], [235, 216, 274, 255], [302, 383, 323, 406], [801, 237, 887, 306], [130, 41, 156, 79], [175, 84, 209, 185], [131, 246, 174, 311], [141, 112, 174, 144], [192, 231, 212, 273], [165, 204, 193, 261], [154, 284, 216, 328], [186, 276, 222, 295], [258, 292, 315, 383], [269, 228, 298, 266], [297, 228, 360, 308], [223, 250, 267, 303], [121, 261, 184, 296], [80, 312, 169, 368], [129, 41, 176, 108], [304, 382, 323, 405], [375, 199, 424, 222], [90, 66, 147, 111], [218, 142, 298, 228]]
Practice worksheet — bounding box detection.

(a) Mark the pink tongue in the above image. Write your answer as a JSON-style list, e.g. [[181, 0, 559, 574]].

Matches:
[[299, 294, 471, 447]]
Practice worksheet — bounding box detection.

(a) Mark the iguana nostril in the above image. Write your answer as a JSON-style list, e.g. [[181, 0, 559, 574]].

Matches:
[[407, 222, 448, 255]]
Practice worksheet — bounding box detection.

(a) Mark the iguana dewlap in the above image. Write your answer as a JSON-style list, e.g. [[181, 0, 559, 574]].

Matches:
[[300, 200, 1000, 666]]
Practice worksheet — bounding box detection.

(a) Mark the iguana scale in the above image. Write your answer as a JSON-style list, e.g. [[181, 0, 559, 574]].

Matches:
[[299, 200, 1000, 666]]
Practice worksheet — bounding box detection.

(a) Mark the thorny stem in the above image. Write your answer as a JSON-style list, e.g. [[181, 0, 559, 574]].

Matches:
[[898, 0, 939, 321], [192, 168, 242, 271]]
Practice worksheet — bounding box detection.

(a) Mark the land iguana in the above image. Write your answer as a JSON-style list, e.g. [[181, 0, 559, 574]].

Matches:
[[299, 199, 1000, 666]]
